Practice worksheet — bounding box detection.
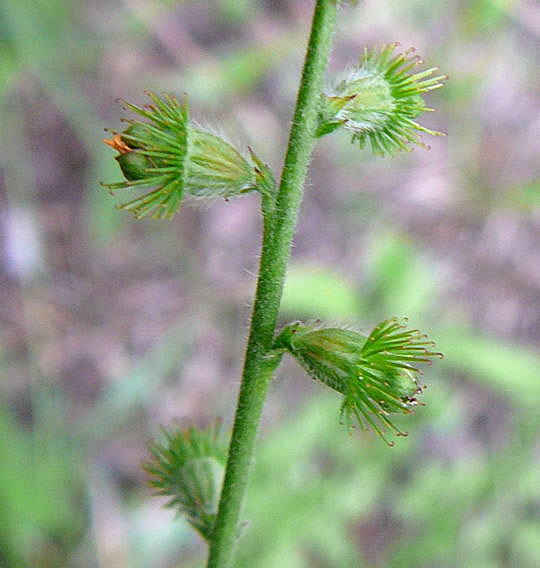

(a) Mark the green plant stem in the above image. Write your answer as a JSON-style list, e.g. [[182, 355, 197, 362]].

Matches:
[[206, 2, 338, 567]]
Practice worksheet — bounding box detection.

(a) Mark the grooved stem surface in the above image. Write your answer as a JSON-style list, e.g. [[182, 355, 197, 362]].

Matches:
[[206, 3, 338, 566]]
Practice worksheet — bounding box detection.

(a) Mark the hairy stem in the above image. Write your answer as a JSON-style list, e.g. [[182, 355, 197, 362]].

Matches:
[[206, 2, 338, 566]]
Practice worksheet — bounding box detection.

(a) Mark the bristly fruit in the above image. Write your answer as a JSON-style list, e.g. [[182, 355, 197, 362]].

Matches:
[[144, 423, 227, 541], [102, 92, 270, 219], [274, 318, 442, 445], [317, 43, 447, 155]]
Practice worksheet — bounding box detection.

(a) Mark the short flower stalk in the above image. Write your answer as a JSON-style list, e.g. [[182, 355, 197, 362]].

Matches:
[[102, 1, 445, 566]]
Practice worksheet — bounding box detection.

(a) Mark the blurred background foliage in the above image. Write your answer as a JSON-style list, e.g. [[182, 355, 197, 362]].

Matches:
[[0, 0, 539, 567]]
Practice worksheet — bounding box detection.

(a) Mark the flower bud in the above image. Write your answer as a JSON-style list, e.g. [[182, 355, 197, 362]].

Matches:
[[112, 123, 164, 181], [317, 43, 447, 155], [144, 424, 227, 540], [274, 318, 442, 444], [103, 92, 260, 219]]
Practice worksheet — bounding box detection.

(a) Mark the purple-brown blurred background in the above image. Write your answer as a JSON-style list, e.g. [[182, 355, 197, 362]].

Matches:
[[1, 1, 539, 567]]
